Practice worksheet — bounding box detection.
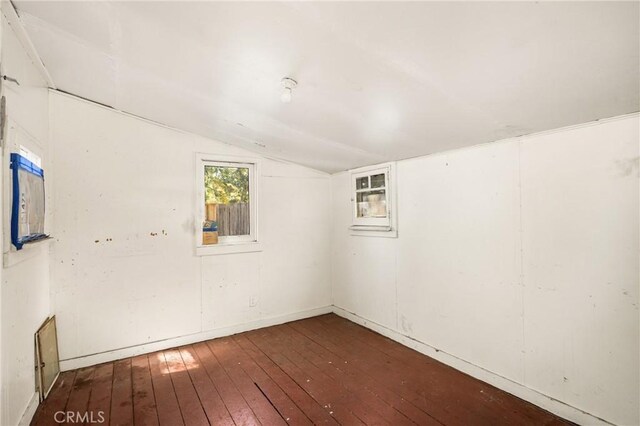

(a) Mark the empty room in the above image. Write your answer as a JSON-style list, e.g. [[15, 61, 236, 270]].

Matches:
[[0, 1, 638, 425]]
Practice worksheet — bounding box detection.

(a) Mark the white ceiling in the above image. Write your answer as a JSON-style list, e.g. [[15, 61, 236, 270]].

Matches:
[[14, 1, 640, 173]]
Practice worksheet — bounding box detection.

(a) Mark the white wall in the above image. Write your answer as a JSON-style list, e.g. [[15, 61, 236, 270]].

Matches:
[[49, 92, 332, 363], [3, 6, 636, 425], [331, 115, 639, 426], [0, 5, 52, 426]]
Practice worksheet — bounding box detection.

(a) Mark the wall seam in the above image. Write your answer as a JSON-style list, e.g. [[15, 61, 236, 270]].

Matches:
[[329, 175, 335, 307], [517, 139, 526, 384]]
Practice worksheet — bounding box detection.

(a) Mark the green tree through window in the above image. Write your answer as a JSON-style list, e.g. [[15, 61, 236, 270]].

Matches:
[[204, 166, 249, 204]]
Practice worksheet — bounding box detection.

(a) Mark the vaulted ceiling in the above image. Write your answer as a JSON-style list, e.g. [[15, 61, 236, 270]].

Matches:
[[15, 1, 640, 173]]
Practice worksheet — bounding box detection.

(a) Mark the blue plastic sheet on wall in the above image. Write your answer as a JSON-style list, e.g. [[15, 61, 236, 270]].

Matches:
[[10, 153, 48, 250]]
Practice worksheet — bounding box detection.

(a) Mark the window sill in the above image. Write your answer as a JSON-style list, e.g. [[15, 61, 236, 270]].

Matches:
[[349, 226, 397, 238], [196, 241, 262, 256]]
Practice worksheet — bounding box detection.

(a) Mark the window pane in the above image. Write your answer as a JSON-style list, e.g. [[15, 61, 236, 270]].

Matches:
[[370, 173, 385, 188], [356, 176, 369, 189], [356, 190, 387, 218], [204, 165, 250, 239]]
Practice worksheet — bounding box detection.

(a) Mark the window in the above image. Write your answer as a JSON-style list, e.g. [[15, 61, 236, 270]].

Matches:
[[196, 154, 259, 254], [10, 153, 47, 249], [3, 122, 52, 266], [350, 163, 396, 236]]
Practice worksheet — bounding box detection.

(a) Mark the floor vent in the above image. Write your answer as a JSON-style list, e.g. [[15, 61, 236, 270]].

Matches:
[[35, 315, 60, 401]]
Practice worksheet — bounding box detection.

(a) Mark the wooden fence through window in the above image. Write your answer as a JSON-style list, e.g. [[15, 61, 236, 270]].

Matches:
[[217, 202, 250, 236]]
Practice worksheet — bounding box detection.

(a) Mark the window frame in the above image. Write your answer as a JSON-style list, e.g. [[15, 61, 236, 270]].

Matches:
[[349, 162, 397, 237], [195, 153, 261, 256]]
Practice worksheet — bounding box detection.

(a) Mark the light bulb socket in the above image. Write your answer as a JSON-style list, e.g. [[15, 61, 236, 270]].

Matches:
[[281, 77, 297, 89]]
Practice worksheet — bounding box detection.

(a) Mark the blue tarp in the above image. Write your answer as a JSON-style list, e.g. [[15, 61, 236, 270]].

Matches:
[[10, 153, 47, 250]]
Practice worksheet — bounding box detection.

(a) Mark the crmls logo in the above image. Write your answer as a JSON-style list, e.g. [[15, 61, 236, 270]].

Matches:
[[54, 411, 105, 423]]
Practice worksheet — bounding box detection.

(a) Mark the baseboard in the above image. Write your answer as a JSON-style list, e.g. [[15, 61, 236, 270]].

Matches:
[[17, 392, 39, 426], [60, 305, 332, 371], [56, 304, 615, 426], [331, 306, 613, 426]]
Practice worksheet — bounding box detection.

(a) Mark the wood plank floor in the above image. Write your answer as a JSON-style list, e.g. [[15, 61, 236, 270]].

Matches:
[[32, 314, 573, 425]]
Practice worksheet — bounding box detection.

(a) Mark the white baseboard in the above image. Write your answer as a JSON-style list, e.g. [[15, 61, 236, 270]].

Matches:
[[57, 304, 613, 426], [60, 305, 332, 371], [17, 392, 39, 426], [332, 306, 613, 426]]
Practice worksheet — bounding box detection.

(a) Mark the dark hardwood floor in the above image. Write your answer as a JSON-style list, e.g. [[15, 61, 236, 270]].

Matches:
[[32, 314, 572, 425]]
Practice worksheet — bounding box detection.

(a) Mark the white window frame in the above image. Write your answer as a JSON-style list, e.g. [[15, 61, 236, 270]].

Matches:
[[349, 162, 397, 238], [195, 153, 261, 256]]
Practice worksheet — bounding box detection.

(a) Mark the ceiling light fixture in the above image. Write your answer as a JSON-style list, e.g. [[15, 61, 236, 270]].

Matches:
[[281, 77, 297, 103]]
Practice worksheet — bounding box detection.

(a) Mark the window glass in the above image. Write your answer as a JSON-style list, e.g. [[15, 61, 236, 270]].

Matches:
[[204, 165, 250, 238], [370, 173, 385, 188], [356, 189, 387, 218], [356, 176, 369, 189]]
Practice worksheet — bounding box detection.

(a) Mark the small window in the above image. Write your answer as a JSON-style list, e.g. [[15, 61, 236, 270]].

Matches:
[[351, 164, 394, 230], [197, 155, 258, 249]]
